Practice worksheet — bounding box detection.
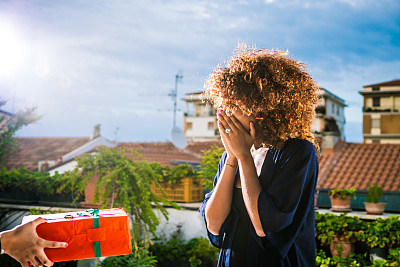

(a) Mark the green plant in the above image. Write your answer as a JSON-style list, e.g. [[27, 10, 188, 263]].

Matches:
[[198, 145, 224, 191], [59, 146, 180, 247], [187, 237, 219, 267], [329, 188, 357, 200], [316, 249, 369, 266], [0, 99, 40, 164], [367, 184, 384, 203], [149, 238, 187, 263], [29, 208, 63, 215], [315, 213, 365, 245], [101, 243, 157, 267], [0, 168, 69, 195], [388, 247, 400, 265], [149, 237, 219, 267], [157, 163, 196, 184], [357, 216, 400, 249]]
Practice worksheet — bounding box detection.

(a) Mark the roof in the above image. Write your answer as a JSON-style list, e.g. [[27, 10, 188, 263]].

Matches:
[[184, 140, 223, 155], [2, 137, 90, 171], [118, 142, 212, 166], [317, 142, 400, 192], [363, 79, 400, 88]]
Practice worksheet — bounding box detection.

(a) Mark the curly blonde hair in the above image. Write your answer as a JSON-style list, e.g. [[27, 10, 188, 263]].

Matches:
[[204, 44, 320, 153]]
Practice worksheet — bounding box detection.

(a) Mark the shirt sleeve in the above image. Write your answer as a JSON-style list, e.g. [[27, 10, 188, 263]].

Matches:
[[198, 151, 233, 249], [252, 139, 318, 257]]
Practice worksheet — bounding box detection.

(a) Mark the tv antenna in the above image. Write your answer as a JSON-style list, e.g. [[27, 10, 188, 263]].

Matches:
[[170, 72, 183, 127], [169, 71, 187, 149]]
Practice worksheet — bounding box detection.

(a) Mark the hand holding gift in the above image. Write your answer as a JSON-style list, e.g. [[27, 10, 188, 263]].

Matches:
[[21, 208, 132, 263], [0, 217, 68, 267]]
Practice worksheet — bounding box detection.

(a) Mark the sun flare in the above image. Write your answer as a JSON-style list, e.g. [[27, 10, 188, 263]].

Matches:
[[0, 21, 26, 76]]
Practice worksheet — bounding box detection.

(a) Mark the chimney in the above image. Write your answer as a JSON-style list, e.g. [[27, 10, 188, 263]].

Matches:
[[41, 160, 49, 171], [91, 124, 101, 139]]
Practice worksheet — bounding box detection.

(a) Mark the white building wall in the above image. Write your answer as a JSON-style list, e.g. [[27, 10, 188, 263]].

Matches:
[[154, 207, 207, 241], [185, 116, 216, 139]]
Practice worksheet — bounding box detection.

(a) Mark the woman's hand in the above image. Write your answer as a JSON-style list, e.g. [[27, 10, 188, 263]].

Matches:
[[218, 110, 256, 160], [1, 217, 68, 267]]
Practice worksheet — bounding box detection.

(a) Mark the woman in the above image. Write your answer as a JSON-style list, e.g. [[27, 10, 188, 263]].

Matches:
[[199, 45, 319, 266]]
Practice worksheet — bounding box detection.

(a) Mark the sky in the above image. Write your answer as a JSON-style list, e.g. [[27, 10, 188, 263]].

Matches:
[[0, 0, 399, 144]]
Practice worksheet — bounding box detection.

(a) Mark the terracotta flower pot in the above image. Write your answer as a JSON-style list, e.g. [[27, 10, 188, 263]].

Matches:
[[364, 202, 387, 215], [330, 236, 354, 258], [330, 196, 352, 212]]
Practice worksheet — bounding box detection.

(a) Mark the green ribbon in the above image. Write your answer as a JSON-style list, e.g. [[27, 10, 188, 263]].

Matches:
[[78, 209, 101, 258]]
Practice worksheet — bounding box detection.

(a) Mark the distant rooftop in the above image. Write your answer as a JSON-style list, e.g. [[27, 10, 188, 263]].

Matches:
[[363, 79, 400, 88]]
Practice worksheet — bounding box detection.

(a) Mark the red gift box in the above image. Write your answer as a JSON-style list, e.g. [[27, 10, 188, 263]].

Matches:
[[22, 208, 132, 262]]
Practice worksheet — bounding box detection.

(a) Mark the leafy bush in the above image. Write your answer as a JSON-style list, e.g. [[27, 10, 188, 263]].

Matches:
[[197, 145, 224, 191], [101, 245, 156, 267], [357, 216, 400, 249], [0, 168, 70, 195], [149, 237, 219, 267], [315, 213, 365, 245]]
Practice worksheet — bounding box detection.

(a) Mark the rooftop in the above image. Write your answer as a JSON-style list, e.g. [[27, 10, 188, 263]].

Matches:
[[2, 137, 90, 171], [317, 142, 400, 192], [363, 79, 400, 88]]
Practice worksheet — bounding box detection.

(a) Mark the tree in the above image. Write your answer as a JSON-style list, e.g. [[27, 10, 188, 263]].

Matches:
[[198, 145, 225, 191], [60, 146, 179, 247], [0, 99, 40, 164]]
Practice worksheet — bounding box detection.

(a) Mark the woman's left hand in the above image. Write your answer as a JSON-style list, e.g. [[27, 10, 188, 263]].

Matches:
[[218, 111, 256, 160]]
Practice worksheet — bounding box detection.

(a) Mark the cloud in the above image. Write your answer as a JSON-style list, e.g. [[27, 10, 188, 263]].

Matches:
[[1, 0, 398, 143]]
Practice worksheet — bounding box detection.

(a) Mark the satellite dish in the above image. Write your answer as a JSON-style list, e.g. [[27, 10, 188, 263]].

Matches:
[[170, 126, 187, 149]]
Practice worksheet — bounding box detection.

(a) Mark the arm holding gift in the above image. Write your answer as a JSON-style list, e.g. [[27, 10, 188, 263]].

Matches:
[[0, 217, 68, 267]]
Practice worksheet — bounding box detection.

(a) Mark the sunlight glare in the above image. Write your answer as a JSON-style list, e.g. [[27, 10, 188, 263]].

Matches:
[[0, 21, 26, 76]]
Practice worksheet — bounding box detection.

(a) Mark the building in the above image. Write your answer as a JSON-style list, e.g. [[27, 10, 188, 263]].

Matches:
[[314, 88, 347, 143], [359, 79, 400, 144], [182, 88, 347, 145], [182, 92, 218, 142]]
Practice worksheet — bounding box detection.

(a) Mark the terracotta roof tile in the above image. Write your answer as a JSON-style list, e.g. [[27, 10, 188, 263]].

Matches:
[[2, 137, 90, 171], [318, 142, 400, 192]]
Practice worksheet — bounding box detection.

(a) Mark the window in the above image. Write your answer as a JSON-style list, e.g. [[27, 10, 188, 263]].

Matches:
[[373, 97, 380, 107], [186, 122, 192, 130], [371, 118, 380, 128], [331, 103, 335, 114], [372, 139, 380, 144], [372, 86, 380, 91], [208, 122, 214, 130]]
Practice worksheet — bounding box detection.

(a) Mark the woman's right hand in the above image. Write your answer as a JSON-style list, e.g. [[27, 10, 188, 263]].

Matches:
[[217, 110, 237, 162]]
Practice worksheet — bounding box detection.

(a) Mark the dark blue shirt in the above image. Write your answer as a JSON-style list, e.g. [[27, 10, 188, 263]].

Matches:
[[198, 139, 318, 266]]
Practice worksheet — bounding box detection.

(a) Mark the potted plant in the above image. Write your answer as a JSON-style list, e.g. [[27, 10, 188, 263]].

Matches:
[[328, 188, 356, 212], [315, 213, 364, 257], [364, 184, 386, 215]]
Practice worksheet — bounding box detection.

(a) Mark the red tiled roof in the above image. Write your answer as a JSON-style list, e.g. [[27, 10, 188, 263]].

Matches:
[[2, 137, 90, 171], [364, 79, 400, 87], [118, 142, 202, 166], [184, 140, 223, 155], [318, 142, 400, 192]]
